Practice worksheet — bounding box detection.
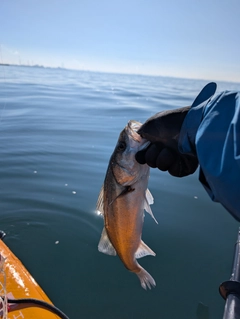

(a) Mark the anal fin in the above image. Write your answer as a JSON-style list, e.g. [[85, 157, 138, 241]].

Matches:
[[135, 240, 156, 259]]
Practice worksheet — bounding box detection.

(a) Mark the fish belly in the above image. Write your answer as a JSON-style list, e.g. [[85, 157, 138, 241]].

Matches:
[[105, 191, 143, 271]]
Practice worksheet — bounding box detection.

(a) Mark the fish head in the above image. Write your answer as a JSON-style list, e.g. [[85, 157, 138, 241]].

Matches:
[[111, 120, 150, 186]]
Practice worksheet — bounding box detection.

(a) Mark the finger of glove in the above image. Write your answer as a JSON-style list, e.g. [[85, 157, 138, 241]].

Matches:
[[137, 106, 190, 145], [135, 143, 156, 164], [168, 154, 199, 177], [136, 143, 167, 166], [144, 144, 160, 168], [135, 149, 147, 164], [156, 148, 175, 171]]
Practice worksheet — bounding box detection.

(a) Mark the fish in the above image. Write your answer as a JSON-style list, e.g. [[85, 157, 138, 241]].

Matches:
[[96, 120, 158, 290]]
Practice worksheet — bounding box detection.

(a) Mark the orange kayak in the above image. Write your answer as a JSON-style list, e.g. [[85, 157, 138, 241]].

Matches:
[[0, 238, 60, 319]]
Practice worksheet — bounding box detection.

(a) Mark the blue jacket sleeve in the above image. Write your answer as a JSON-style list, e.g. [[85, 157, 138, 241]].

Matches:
[[179, 90, 240, 221]]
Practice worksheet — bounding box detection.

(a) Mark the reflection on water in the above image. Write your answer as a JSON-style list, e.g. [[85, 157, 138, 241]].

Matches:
[[0, 65, 239, 319]]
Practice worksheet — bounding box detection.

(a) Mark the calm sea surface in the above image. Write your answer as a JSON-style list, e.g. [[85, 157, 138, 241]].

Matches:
[[0, 65, 239, 319]]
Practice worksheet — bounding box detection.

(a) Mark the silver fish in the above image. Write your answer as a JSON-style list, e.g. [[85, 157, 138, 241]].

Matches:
[[96, 120, 158, 289]]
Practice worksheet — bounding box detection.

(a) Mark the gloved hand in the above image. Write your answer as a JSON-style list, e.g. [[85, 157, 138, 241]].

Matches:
[[136, 106, 198, 177], [135, 82, 217, 177]]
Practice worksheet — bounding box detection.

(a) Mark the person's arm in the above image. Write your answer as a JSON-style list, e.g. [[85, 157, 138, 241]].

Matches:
[[136, 83, 240, 221], [180, 89, 240, 220]]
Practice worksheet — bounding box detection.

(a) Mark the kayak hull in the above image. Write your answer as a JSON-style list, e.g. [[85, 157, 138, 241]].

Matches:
[[0, 239, 59, 318]]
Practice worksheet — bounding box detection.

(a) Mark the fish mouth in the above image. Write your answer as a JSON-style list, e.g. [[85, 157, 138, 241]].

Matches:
[[127, 120, 143, 142], [127, 120, 150, 150]]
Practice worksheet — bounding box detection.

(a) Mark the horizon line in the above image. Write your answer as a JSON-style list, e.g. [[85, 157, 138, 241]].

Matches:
[[1, 62, 239, 85]]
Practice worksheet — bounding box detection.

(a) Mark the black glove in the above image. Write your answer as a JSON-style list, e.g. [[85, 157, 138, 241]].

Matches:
[[136, 106, 198, 177], [136, 82, 217, 177]]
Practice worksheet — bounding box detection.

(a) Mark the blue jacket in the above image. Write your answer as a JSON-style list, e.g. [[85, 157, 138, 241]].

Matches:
[[179, 83, 240, 221]]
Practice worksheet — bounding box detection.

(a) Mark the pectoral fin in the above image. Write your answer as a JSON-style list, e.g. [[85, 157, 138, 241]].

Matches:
[[135, 240, 156, 259], [98, 227, 116, 256], [146, 188, 154, 205], [144, 189, 158, 224], [96, 185, 104, 215]]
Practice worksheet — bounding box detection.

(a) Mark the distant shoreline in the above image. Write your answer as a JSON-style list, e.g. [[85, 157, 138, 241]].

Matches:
[[0, 63, 68, 72], [1, 63, 239, 85], [0, 63, 51, 69]]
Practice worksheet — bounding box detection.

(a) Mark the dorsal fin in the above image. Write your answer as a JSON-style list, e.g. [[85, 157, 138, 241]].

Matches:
[[96, 185, 104, 215]]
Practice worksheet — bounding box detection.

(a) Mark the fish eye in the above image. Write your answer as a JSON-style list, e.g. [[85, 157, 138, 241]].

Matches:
[[117, 141, 126, 151]]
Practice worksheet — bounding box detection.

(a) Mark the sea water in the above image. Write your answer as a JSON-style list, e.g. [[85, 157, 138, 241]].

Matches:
[[0, 65, 239, 319]]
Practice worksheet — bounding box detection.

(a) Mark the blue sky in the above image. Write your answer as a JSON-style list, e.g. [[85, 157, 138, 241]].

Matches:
[[1, 0, 240, 82]]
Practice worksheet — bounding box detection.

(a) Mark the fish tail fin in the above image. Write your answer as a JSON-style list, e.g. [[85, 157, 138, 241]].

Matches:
[[136, 266, 156, 290]]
